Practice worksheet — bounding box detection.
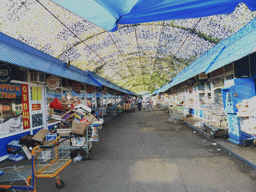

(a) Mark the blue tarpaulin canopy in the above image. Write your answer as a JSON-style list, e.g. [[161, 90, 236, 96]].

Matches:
[[52, 0, 256, 32], [1, 0, 256, 94]]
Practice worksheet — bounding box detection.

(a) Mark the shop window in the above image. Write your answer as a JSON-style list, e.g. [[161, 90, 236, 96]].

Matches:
[[12, 66, 27, 82], [206, 93, 212, 103], [31, 86, 42, 101], [224, 63, 234, 73], [213, 77, 224, 88], [198, 82, 205, 91], [250, 52, 256, 78], [86, 93, 92, 108], [214, 89, 223, 104], [30, 72, 37, 82], [92, 93, 96, 108], [81, 84, 85, 91], [46, 88, 62, 105], [71, 90, 80, 99], [199, 93, 205, 107], [0, 83, 30, 136], [80, 91, 86, 105], [212, 68, 223, 77], [38, 73, 46, 83], [188, 87, 193, 93], [226, 74, 234, 80], [62, 89, 71, 97], [96, 92, 102, 107], [206, 82, 211, 90], [30, 85, 44, 128], [67, 80, 73, 88], [103, 93, 107, 106], [234, 56, 249, 78], [80, 91, 85, 100], [62, 78, 68, 88]]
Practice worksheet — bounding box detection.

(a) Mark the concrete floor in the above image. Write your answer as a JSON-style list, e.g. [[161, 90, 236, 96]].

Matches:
[[35, 110, 256, 192]]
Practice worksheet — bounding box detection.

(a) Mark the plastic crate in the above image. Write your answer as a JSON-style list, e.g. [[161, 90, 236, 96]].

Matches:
[[45, 133, 58, 141], [6, 140, 24, 155], [8, 154, 26, 162]]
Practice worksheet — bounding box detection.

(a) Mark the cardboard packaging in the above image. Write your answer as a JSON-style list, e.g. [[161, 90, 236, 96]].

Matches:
[[62, 104, 72, 110], [32, 129, 49, 143], [71, 121, 90, 135], [21, 145, 32, 160], [57, 129, 71, 147], [19, 135, 34, 147], [84, 114, 95, 123]]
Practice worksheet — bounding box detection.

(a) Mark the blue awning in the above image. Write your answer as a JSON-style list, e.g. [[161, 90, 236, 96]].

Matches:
[[155, 16, 256, 93], [52, 0, 256, 32], [87, 71, 133, 95], [205, 20, 256, 73], [0, 32, 100, 87]]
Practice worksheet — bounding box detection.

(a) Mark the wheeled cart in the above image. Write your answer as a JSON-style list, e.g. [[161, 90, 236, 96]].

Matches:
[[69, 121, 103, 160], [0, 136, 72, 192], [204, 123, 229, 139]]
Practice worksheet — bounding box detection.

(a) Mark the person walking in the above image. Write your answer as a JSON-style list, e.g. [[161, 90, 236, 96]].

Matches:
[[142, 100, 146, 111], [149, 97, 153, 111], [137, 98, 142, 111]]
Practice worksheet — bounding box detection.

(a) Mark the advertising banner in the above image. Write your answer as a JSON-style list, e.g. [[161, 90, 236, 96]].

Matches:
[[21, 84, 30, 129]]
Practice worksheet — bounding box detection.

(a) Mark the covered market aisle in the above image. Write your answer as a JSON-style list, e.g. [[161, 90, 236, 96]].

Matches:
[[1, 0, 256, 191], [35, 109, 256, 192]]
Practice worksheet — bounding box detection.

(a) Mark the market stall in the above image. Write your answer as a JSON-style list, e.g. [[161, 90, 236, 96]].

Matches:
[[0, 33, 134, 162]]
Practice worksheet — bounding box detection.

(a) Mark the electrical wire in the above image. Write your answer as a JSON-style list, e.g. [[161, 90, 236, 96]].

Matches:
[[35, 0, 125, 79]]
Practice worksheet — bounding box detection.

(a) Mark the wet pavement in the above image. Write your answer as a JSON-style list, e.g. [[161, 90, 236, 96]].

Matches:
[[34, 109, 256, 192]]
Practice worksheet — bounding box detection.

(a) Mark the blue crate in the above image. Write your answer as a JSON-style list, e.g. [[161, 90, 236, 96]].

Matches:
[[8, 154, 26, 162], [6, 140, 23, 155], [45, 133, 58, 141]]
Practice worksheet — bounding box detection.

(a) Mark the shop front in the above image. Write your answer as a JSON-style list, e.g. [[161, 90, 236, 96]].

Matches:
[[0, 64, 47, 161], [164, 51, 256, 143], [0, 32, 135, 162]]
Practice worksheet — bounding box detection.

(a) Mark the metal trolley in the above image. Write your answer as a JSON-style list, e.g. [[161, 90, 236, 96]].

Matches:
[[70, 122, 102, 160], [0, 136, 72, 192]]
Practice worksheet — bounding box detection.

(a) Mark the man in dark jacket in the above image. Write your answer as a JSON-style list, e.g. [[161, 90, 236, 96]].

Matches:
[[137, 98, 142, 111]]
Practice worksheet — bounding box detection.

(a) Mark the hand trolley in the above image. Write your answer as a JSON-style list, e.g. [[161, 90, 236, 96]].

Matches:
[[0, 136, 72, 192]]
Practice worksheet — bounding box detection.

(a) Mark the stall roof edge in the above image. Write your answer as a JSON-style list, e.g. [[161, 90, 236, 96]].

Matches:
[[0, 32, 100, 87], [155, 16, 256, 93], [87, 70, 134, 95]]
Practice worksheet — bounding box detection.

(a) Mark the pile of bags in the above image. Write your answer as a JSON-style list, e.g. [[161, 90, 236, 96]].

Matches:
[[240, 117, 256, 135], [236, 96, 256, 135], [236, 96, 256, 114]]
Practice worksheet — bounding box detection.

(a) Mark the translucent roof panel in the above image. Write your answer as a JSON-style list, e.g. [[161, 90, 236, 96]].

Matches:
[[0, 1, 256, 93]]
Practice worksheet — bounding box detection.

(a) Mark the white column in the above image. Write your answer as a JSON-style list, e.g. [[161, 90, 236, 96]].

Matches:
[[85, 91, 87, 106], [101, 92, 103, 107], [95, 91, 97, 108]]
